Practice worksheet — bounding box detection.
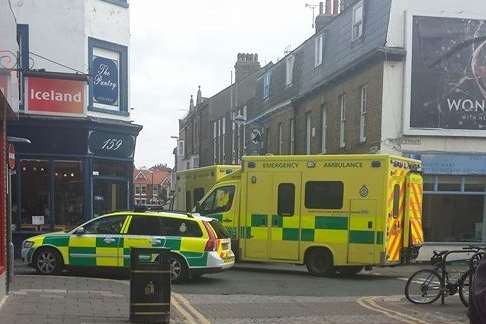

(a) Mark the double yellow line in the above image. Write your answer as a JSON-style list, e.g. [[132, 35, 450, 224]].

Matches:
[[357, 296, 432, 324], [172, 293, 211, 324]]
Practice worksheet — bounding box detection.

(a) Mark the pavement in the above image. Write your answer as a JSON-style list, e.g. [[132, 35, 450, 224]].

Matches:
[[1, 261, 470, 323], [0, 271, 199, 324]]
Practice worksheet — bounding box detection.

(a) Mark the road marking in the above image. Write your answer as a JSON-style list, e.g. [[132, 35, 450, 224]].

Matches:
[[173, 293, 211, 324], [0, 295, 8, 310], [172, 295, 198, 323], [357, 296, 432, 324]]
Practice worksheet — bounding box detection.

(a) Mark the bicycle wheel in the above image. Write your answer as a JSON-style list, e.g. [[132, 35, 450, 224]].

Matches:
[[405, 269, 442, 304], [459, 269, 472, 307]]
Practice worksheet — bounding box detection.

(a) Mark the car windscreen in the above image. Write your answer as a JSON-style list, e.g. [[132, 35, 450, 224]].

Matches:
[[209, 220, 230, 239]]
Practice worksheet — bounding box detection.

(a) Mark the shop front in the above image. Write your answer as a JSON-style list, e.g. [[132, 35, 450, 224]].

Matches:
[[8, 117, 141, 255], [409, 153, 486, 244]]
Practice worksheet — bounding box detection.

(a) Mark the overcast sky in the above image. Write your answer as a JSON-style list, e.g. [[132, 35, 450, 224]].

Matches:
[[130, 0, 316, 168]]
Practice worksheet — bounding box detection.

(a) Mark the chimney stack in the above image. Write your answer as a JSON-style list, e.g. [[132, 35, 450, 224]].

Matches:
[[315, 0, 338, 33], [234, 53, 260, 83], [325, 0, 332, 15]]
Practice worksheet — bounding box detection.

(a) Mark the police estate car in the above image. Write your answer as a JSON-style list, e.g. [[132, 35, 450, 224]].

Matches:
[[21, 211, 235, 282]]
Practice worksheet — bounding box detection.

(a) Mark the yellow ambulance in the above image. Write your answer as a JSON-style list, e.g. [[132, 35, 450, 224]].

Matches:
[[175, 165, 240, 211], [195, 154, 424, 276]]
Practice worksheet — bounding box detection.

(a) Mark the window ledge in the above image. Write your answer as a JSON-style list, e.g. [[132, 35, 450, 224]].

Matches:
[[89, 106, 129, 117]]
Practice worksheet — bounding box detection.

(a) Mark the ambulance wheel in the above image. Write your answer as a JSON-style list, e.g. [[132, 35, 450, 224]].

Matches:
[[169, 254, 188, 283], [305, 248, 335, 276], [336, 266, 363, 276], [34, 247, 63, 275]]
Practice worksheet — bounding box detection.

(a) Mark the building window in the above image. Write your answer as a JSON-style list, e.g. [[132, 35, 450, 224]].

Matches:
[[305, 181, 344, 209], [178, 140, 185, 157], [360, 85, 368, 143], [242, 106, 247, 153], [289, 118, 295, 155], [222, 117, 226, 162], [264, 127, 270, 153], [88, 38, 128, 115], [321, 104, 327, 153], [314, 34, 324, 67], [278, 123, 283, 154], [352, 1, 364, 41], [278, 183, 295, 216], [339, 94, 346, 148], [305, 112, 312, 154], [231, 111, 236, 163], [286, 55, 295, 86], [263, 72, 271, 99], [213, 121, 217, 163]]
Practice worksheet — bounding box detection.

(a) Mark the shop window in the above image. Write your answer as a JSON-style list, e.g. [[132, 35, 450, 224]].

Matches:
[[93, 160, 131, 178], [54, 161, 84, 231], [128, 216, 161, 236], [278, 183, 295, 216], [437, 176, 461, 191], [464, 176, 486, 192], [423, 195, 483, 242], [84, 215, 126, 234], [160, 218, 202, 237], [93, 180, 128, 216], [200, 186, 235, 214], [20, 160, 49, 232], [305, 181, 343, 209], [423, 176, 436, 192]]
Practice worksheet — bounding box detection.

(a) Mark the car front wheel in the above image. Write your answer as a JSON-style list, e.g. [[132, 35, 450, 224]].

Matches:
[[34, 248, 63, 275]]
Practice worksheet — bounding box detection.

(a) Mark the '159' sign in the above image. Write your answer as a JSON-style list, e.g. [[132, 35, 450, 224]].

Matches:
[[88, 131, 134, 158]]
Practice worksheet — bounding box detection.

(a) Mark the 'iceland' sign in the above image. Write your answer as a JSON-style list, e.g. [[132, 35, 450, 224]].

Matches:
[[93, 56, 119, 106]]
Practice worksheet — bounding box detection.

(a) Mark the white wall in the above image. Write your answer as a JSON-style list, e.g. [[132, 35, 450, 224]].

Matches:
[[383, 0, 486, 155], [13, 0, 130, 121], [0, 0, 20, 112], [14, 0, 86, 73]]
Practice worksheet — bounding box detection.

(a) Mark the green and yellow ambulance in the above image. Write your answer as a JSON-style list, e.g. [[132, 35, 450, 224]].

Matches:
[[196, 154, 424, 276], [175, 165, 239, 211]]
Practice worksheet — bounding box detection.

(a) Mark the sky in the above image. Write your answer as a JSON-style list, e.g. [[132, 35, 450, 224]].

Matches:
[[130, 0, 317, 168]]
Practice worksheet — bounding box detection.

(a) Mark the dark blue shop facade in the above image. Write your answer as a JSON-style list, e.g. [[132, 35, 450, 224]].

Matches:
[[8, 116, 142, 254]]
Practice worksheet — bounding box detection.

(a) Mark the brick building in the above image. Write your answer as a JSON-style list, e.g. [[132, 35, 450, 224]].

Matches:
[[133, 166, 172, 207], [177, 0, 486, 245]]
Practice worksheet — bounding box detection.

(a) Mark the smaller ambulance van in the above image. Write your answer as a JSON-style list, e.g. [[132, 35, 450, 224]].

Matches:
[[176, 165, 240, 212], [195, 154, 424, 276]]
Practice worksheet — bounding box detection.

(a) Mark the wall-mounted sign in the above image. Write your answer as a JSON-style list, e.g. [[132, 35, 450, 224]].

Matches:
[[93, 56, 119, 106], [88, 131, 135, 158], [411, 153, 486, 175], [25, 76, 85, 116], [409, 15, 486, 132]]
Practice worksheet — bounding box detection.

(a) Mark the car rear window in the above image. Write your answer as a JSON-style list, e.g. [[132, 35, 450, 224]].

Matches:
[[209, 220, 230, 239], [160, 218, 203, 237]]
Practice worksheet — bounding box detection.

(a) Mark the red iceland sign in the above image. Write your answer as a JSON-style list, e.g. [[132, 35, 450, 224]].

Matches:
[[25, 76, 85, 115]]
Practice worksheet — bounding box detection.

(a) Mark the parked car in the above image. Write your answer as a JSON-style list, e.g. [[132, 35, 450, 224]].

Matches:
[[21, 211, 235, 282]]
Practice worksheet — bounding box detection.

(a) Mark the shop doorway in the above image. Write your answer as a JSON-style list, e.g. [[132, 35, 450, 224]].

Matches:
[[93, 179, 128, 217]]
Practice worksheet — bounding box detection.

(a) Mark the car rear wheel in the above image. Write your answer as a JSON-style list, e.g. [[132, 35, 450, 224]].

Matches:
[[34, 248, 63, 275], [169, 254, 188, 283]]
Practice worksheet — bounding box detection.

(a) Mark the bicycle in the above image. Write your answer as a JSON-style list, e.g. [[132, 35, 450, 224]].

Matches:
[[405, 249, 478, 306], [459, 245, 485, 307]]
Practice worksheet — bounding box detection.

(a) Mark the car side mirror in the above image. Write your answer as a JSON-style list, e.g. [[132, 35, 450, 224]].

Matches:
[[73, 227, 85, 235]]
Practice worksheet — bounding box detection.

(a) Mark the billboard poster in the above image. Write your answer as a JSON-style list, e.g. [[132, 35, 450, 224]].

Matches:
[[25, 76, 85, 116], [410, 15, 486, 130]]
